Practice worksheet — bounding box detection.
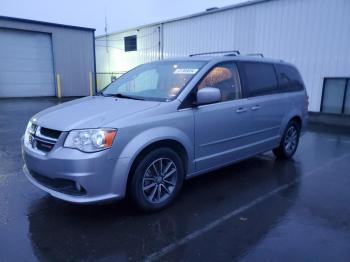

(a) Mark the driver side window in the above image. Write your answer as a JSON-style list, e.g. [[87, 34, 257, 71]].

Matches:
[[197, 62, 241, 102]]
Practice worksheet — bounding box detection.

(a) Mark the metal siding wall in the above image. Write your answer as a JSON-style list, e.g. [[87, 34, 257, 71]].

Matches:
[[51, 28, 95, 96], [0, 19, 95, 97], [95, 0, 350, 111], [95, 25, 159, 74], [163, 0, 350, 112]]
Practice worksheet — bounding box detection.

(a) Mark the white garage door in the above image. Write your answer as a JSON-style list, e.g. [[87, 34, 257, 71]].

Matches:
[[0, 29, 55, 97]]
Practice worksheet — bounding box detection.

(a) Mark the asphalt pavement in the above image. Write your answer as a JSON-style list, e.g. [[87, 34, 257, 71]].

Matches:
[[0, 98, 350, 262]]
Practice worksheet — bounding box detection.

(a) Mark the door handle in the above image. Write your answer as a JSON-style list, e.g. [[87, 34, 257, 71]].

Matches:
[[236, 107, 247, 113], [251, 105, 260, 111]]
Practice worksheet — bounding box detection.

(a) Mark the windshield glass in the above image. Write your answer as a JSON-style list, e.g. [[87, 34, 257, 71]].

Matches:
[[101, 61, 206, 101]]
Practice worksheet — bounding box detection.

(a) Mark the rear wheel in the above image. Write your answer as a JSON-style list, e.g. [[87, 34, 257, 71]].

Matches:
[[129, 148, 184, 212], [273, 121, 300, 159]]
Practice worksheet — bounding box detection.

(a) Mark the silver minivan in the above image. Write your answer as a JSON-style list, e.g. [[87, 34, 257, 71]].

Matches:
[[22, 53, 308, 211]]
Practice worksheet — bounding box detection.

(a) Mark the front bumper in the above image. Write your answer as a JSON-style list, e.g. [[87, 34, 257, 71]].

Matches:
[[22, 142, 131, 203]]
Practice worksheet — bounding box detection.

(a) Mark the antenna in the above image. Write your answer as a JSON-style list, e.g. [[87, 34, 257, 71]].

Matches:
[[104, 7, 111, 75], [104, 10, 109, 53]]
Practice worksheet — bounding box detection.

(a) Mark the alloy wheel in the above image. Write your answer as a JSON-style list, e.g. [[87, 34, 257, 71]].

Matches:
[[284, 126, 298, 155], [142, 158, 177, 204]]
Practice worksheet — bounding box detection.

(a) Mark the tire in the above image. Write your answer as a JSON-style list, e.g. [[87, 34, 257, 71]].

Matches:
[[273, 120, 300, 159], [129, 147, 185, 212]]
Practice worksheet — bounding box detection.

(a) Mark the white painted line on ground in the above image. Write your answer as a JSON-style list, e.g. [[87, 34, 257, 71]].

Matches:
[[145, 152, 350, 261], [303, 132, 350, 144], [325, 138, 350, 144]]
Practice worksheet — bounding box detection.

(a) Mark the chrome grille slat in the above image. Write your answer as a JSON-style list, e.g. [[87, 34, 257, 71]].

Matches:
[[35, 137, 56, 145], [35, 134, 57, 144]]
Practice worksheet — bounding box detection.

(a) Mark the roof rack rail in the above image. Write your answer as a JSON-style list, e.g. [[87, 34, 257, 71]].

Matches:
[[189, 50, 240, 57], [246, 53, 264, 57]]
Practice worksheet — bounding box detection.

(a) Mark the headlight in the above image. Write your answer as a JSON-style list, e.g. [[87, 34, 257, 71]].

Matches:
[[64, 128, 117, 153]]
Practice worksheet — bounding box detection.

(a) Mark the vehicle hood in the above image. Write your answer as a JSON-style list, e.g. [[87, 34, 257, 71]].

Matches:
[[33, 96, 160, 131]]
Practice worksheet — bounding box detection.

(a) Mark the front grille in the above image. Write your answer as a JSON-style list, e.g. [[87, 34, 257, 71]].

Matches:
[[35, 138, 55, 152], [29, 126, 62, 153], [29, 169, 86, 196], [40, 127, 61, 139]]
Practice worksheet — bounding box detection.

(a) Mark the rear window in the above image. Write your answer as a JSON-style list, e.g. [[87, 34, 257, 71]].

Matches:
[[276, 64, 304, 91], [240, 62, 278, 97]]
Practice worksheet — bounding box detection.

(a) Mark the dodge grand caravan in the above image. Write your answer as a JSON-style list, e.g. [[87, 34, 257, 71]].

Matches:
[[22, 52, 308, 211]]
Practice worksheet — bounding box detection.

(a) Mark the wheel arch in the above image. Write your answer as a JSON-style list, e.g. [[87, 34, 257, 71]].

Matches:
[[280, 109, 303, 134], [130, 139, 188, 175], [289, 115, 302, 129], [113, 126, 194, 198], [126, 139, 189, 195]]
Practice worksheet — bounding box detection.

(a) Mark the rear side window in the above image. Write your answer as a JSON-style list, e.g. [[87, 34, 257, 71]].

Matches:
[[276, 64, 304, 91], [239, 62, 278, 97]]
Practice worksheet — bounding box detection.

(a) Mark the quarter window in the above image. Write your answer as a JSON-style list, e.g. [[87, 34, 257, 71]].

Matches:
[[321, 78, 350, 114], [240, 62, 278, 97], [276, 64, 304, 91], [197, 62, 241, 102]]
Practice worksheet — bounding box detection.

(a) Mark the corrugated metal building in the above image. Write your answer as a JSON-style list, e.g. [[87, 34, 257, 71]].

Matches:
[[96, 0, 350, 113], [0, 16, 96, 97]]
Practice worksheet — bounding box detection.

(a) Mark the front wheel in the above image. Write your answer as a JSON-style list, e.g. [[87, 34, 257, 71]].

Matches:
[[129, 148, 184, 212], [273, 121, 300, 159]]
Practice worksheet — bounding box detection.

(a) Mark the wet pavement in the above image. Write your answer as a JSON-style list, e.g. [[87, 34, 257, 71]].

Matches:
[[0, 98, 350, 262]]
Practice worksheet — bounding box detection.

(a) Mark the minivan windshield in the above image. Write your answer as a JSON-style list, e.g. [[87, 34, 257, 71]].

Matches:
[[101, 61, 206, 101]]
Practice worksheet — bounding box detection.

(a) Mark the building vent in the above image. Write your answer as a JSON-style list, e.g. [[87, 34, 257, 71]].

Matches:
[[124, 35, 137, 52]]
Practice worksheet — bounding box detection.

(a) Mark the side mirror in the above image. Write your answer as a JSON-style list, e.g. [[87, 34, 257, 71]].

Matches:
[[196, 87, 221, 106]]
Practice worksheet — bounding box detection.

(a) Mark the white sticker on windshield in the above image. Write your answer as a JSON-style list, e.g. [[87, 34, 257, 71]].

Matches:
[[174, 68, 198, 74]]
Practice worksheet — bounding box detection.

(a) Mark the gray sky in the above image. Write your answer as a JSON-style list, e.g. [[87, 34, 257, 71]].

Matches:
[[0, 0, 247, 35]]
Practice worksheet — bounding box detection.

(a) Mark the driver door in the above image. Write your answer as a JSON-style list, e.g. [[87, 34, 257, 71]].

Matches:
[[194, 62, 258, 172]]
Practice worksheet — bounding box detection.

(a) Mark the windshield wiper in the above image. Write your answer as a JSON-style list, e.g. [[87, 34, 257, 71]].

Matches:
[[102, 93, 144, 100], [114, 93, 145, 100]]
